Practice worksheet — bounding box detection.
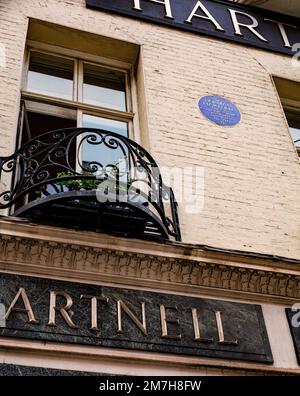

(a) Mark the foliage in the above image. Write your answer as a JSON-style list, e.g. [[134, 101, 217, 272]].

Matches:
[[55, 171, 104, 190], [55, 171, 128, 193]]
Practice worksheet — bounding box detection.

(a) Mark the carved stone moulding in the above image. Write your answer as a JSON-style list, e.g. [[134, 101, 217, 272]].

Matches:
[[0, 229, 299, 302]]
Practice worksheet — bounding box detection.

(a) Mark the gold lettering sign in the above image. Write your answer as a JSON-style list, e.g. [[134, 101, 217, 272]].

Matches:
[[185, 1, 225, 31], [86, 0, 299, 56], [160, 305, 181, 340], [215, 311, 238, 345], [5, 288, 38, 324], [192, 308, 213, 343], [48, 291, 78, 329], [133, 0, 174, 19], [80, 294, 109, 331], [117, 299, 147, 336], [0, 273, 273, 364]]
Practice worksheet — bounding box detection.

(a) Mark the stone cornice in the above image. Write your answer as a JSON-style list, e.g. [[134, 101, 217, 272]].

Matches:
[[0, 216, 299, 303]]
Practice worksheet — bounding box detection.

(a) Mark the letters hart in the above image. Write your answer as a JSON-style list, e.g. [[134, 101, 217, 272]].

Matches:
[[130, 0, 297, 49]]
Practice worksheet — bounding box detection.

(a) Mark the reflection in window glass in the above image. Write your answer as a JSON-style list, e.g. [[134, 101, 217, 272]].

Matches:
[[83, 64, 127, 111], [82, 114, 128, 172], [285, 109, 300, 150], [83, 114, 128, 136], [27, 52, 73, 100], [290, 128, 300, 147]]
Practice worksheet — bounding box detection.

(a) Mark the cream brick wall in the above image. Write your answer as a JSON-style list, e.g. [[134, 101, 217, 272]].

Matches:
[[0, 0, 299, 259]]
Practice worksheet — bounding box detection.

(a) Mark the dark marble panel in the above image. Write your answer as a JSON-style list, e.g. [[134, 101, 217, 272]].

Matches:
[[0, 363, 107, 376], [0, 273, 273, 363]]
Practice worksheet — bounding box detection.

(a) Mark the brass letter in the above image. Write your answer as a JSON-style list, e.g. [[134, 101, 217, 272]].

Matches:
[[48, 291, 78, 329], [133, 0, 142, 11], [229, 9, 268, 42], [215, 311, 238, 345], [5, 288, 38, 324], [265, 19, 296, 48], [117, 300, 147, 336], [160, 305, 181, 340], [133, 0, 174, 19], [185, 1, 225, 31], [192, 308, 213, 343], [80, 294, 109, 331]]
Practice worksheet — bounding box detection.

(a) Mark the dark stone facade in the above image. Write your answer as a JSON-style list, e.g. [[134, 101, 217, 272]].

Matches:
[[0, 363, 104, 376], [0, 273, 273, 363]]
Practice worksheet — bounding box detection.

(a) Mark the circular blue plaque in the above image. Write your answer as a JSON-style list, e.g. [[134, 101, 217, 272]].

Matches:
[[198, 96, 241, 126]]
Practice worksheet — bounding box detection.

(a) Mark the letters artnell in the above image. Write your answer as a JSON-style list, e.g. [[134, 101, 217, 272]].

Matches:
[[86, 0, 300, 56], [0, 273, 273, 363]]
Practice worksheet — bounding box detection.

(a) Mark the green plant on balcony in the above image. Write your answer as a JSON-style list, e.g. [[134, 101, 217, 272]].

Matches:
[[56, 171, 102, 190], [55, 171, 130, 195]]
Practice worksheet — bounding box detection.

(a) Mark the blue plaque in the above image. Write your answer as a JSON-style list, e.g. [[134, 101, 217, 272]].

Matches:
[[198, 96, 241, 126]]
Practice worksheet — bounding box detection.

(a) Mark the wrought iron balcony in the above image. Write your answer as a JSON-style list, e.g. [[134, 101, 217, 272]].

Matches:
[[0, 128, 181, 241]]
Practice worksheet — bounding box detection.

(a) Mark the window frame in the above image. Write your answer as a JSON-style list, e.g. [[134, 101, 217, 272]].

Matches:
[[273, 76, 300, 159], [281, 102, 300, 158], [21, 42, 140, 143], [78, 59, 131, 113]]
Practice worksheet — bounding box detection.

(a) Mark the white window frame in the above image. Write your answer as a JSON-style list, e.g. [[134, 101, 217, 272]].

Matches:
[[21, 41, 141, 144]]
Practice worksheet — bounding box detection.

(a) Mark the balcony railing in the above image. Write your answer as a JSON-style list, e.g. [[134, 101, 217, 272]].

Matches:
[[0, 128, 181, 242]]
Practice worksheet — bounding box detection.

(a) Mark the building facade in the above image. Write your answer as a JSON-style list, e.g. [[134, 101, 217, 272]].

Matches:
[[0, 0, 300, 375]]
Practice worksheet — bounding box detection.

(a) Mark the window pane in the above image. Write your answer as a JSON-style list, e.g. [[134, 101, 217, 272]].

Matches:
[[82, 114, 128, 172], [285, 109, 300, 148], [83, 114, 128, 136], [290, 128, 300, 147], [27, 52, 73, 100], [83, 64, 127, 111]]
